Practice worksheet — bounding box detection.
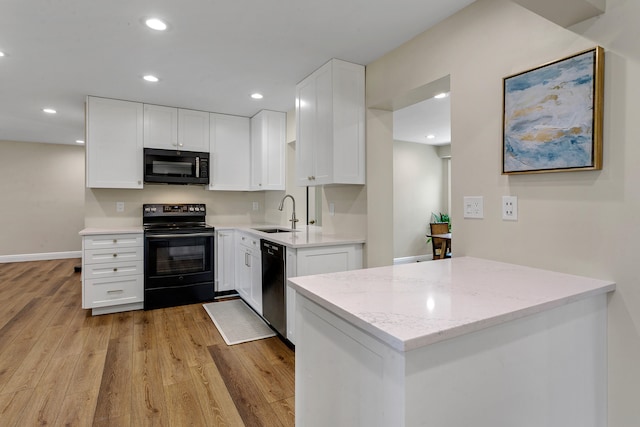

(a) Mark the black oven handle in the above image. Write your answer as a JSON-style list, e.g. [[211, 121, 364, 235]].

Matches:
[[146, 232, 216, 239]]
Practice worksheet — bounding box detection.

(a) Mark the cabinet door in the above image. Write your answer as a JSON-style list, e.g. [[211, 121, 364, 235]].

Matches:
[[178, 109, 209, 152], [331, 60, 366, 185], [209, 113, 251, 191], [235, 245, 250, 300], [250, 249, 262, 314], [216, 230, 235, 292], [86, 97, 143, 189], [251, 110, 285, 191], [295, 77, 317, 186], [286, 247, 297, 343], [313, 65, 334, 185], [143, 104, 178, 149]]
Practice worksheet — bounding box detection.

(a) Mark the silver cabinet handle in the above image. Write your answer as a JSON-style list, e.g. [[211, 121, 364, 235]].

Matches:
[[107, 289, 124, 294]]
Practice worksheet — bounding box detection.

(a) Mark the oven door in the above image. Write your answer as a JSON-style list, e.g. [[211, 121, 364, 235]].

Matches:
[[144, 230, 215, 289]]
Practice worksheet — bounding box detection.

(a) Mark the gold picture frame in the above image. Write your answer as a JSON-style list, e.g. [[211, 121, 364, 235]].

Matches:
[[502, 46, 604, 175]]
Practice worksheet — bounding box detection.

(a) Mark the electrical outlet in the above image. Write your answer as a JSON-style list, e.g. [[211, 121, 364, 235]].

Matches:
[[463, 196, 484, 219], [329, 202, 335, 216], [116, 202, 124, 213], [252, 201, 259, 211], [502, 196, 518, 221]]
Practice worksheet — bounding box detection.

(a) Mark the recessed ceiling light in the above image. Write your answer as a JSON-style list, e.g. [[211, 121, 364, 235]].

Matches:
[[43, 108, 57, 114], [145, 18, 167, 31], [0, 51, 5, 57], [251, 93, 264, 99], [426, 134, 435, 139], [434, 92, 448, 99], [143, 75, 159, 82], [76, 140, 85, 144]]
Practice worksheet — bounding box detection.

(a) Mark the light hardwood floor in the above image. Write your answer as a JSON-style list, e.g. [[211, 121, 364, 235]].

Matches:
[[0, 258, 295, 426]]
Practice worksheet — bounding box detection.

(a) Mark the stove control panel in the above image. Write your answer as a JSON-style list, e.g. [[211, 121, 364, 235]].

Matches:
[[143, 204, 206, 216]]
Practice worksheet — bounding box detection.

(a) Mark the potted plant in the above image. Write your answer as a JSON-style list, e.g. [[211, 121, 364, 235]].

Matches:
[[431, 212, 451, 231]]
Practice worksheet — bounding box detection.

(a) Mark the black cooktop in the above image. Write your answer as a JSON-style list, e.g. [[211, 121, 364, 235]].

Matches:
[[143, 203, 211, 231]]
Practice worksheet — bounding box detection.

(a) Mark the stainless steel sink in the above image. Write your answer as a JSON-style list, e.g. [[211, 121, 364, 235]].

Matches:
[[252, 228, 297, 234]]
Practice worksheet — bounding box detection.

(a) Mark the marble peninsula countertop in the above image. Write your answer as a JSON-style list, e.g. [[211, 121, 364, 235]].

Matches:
[[287, 256, 615, 352]]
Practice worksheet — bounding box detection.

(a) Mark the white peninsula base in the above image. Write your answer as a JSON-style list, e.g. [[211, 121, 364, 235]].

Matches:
[[290, 258, 614, 427]]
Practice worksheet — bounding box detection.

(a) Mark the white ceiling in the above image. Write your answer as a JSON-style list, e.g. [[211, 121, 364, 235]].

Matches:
[[393, 95, 451, 145], [0, 0, 473, 146]]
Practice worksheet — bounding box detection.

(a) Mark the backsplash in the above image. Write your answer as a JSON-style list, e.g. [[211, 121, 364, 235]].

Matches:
[[84, 186, 273, 228]]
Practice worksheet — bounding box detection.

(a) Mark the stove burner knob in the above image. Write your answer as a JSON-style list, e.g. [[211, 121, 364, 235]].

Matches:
[[151, 207, 157, 212], [189, 207, 194, 212], [144, 207, 150, 213]]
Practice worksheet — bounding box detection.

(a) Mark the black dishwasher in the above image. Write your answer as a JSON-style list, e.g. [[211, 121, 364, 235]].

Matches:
[[261, 240, 286, 337]]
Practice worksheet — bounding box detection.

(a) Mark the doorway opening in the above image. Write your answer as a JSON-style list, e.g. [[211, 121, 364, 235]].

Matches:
[[391, 75, 451, 263]]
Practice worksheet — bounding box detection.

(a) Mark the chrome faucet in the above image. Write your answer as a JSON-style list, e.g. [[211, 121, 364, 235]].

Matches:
[[278, 194, 298, 229]]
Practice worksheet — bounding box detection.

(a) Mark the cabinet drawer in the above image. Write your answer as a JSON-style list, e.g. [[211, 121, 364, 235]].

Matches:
[[83, 260, 143, 279], [83, 275, 143, 308], [84, 247, 143, 264], [83, 234, 143, 250], [237, 233, 260, 249]]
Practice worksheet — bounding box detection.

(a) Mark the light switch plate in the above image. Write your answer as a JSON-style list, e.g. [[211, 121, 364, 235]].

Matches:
[[463, 196, 484, 219], [116, 202, 125, 213]]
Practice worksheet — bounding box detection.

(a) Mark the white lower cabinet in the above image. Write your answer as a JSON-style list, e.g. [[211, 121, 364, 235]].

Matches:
[[215, 229, 235, 292], [82, 233, 144, 315], [286, 243, 363, 344], [235, 232, 262, 314]]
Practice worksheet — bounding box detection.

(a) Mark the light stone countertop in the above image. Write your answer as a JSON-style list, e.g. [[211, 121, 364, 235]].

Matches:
[[287, 256, 615, 352], [219, 225, 365, 249], [80, 224, 364, 249], [79, 226, 144, 235]]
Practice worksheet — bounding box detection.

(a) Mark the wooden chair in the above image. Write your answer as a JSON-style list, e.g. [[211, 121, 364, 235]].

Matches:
[[430, 223, 451, 259]]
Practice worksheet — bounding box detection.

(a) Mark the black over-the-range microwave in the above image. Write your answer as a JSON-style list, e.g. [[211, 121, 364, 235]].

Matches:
[[143, 148, 209, 185]]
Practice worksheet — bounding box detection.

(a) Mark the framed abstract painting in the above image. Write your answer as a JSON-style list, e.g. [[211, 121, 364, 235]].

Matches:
[[502, 47, 604, 174]]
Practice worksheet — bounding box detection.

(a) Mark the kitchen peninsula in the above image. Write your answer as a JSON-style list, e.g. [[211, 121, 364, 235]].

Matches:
[[289, 257, 615, 426]]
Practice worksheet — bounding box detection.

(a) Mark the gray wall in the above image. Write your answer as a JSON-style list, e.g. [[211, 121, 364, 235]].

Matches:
[[0, 141, 85, 257], [393, 141, 445, 259]]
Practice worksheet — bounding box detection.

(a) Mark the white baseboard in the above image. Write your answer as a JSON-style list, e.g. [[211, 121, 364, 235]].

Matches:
[[0, 251, 82, 264], [393, 254, 433, 264]]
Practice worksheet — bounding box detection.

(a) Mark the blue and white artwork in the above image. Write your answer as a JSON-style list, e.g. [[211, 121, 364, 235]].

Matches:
[[503, 50, 596, 173]]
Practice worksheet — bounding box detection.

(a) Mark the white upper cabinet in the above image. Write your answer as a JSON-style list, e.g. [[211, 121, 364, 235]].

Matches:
[[86, 96, 143, 189], [209, 113, 251, 191], [296, 58, 365, 186], [178, 108, 210, 151], [143, 104, 209, 152], [250, 110, 286, 191]]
